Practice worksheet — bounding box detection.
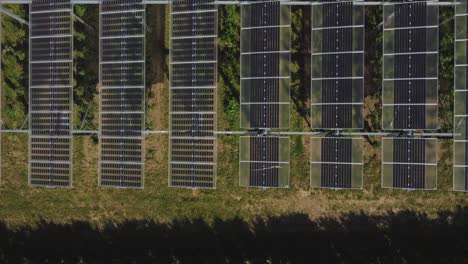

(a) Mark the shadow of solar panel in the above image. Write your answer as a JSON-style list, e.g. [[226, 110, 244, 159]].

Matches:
[[382, 138, 437, 190], [239, 136, 290, 188]]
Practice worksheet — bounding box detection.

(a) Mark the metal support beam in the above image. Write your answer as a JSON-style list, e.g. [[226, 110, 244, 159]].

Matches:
[[0, 130, 459, 138], [0, 1, 459, 6], [0, 7, 28, 25]]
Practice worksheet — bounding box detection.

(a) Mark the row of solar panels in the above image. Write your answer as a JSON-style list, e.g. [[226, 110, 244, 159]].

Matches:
[[238, 1, 440, 131], [240, 136, 438, 191], [19, 0, 467, 192], [454, 2, 468, 192]]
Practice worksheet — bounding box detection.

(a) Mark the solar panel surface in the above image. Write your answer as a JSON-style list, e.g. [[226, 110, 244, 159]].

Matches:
[[382, 1, 439, 130], [310, 137, 363, 189], [310, 1, 364, 129], [29, 0, 73, 187], [454, 1, 468, 191], [98, 0, 145, 188], [169, 0, 217, 189], [239, 136, 290, 188], [240, 0, 291, 129], [382, 138, 437, 190]]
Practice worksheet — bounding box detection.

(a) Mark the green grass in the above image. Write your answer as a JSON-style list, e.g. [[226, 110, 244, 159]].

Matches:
[[0, 5, 467, 228]]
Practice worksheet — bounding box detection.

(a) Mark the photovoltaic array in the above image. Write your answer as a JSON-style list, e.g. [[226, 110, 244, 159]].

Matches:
[[310, 137, 363, 189], [98, 0, 146, 188], [382, 138, 437, 190], [239, 0, 291, 188], [382, 1, 439, 130], [454, 1, 468, 192], [29, 0, 73, 187], [169, 0, 218, 189], [239, 136, 289, 188], [240, 0, 291, 129], [310, 1, 364, 129]]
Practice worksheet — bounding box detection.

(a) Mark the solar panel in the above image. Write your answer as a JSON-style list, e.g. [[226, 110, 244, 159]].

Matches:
[[454, 1, 468, 192], [28, 0, 73, 187], [239, 136, 289, 188], [240, 0, 291, 129], [382, 1, 439, 130], [98, 0, 145, 188], [382, 137, 437, 190], [310, 137, 363, 189], [169, 0, 218, 189], [310, 1, 364, 129]]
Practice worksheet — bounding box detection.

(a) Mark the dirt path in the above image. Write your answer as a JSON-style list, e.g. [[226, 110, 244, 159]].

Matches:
[[149, 5, 167, 84]]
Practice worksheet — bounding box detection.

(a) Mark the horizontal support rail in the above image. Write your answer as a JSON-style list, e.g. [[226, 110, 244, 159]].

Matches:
[[0, 129, 458, 138], [0, 1, 458, 5]]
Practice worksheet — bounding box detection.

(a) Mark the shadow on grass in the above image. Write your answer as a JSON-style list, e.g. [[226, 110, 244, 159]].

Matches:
[[1, 207, 468, 263]]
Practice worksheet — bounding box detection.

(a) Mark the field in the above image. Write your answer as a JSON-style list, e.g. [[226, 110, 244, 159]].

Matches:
[[0, 4, 467, 262]]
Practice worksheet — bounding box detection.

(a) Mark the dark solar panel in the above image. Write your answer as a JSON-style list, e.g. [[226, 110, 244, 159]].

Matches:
[[99, 0, 145, 188], [242, 1, 280, 28], [312, 1, 364, 129], [240, 0, 290, 129], [385, 1, 437, 130], [392, 138, 426, 189], [320, 138, 352, 189], [247, 137, 284, 188], [29, 0, 73, 187], [169, 0, 217, 189]]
